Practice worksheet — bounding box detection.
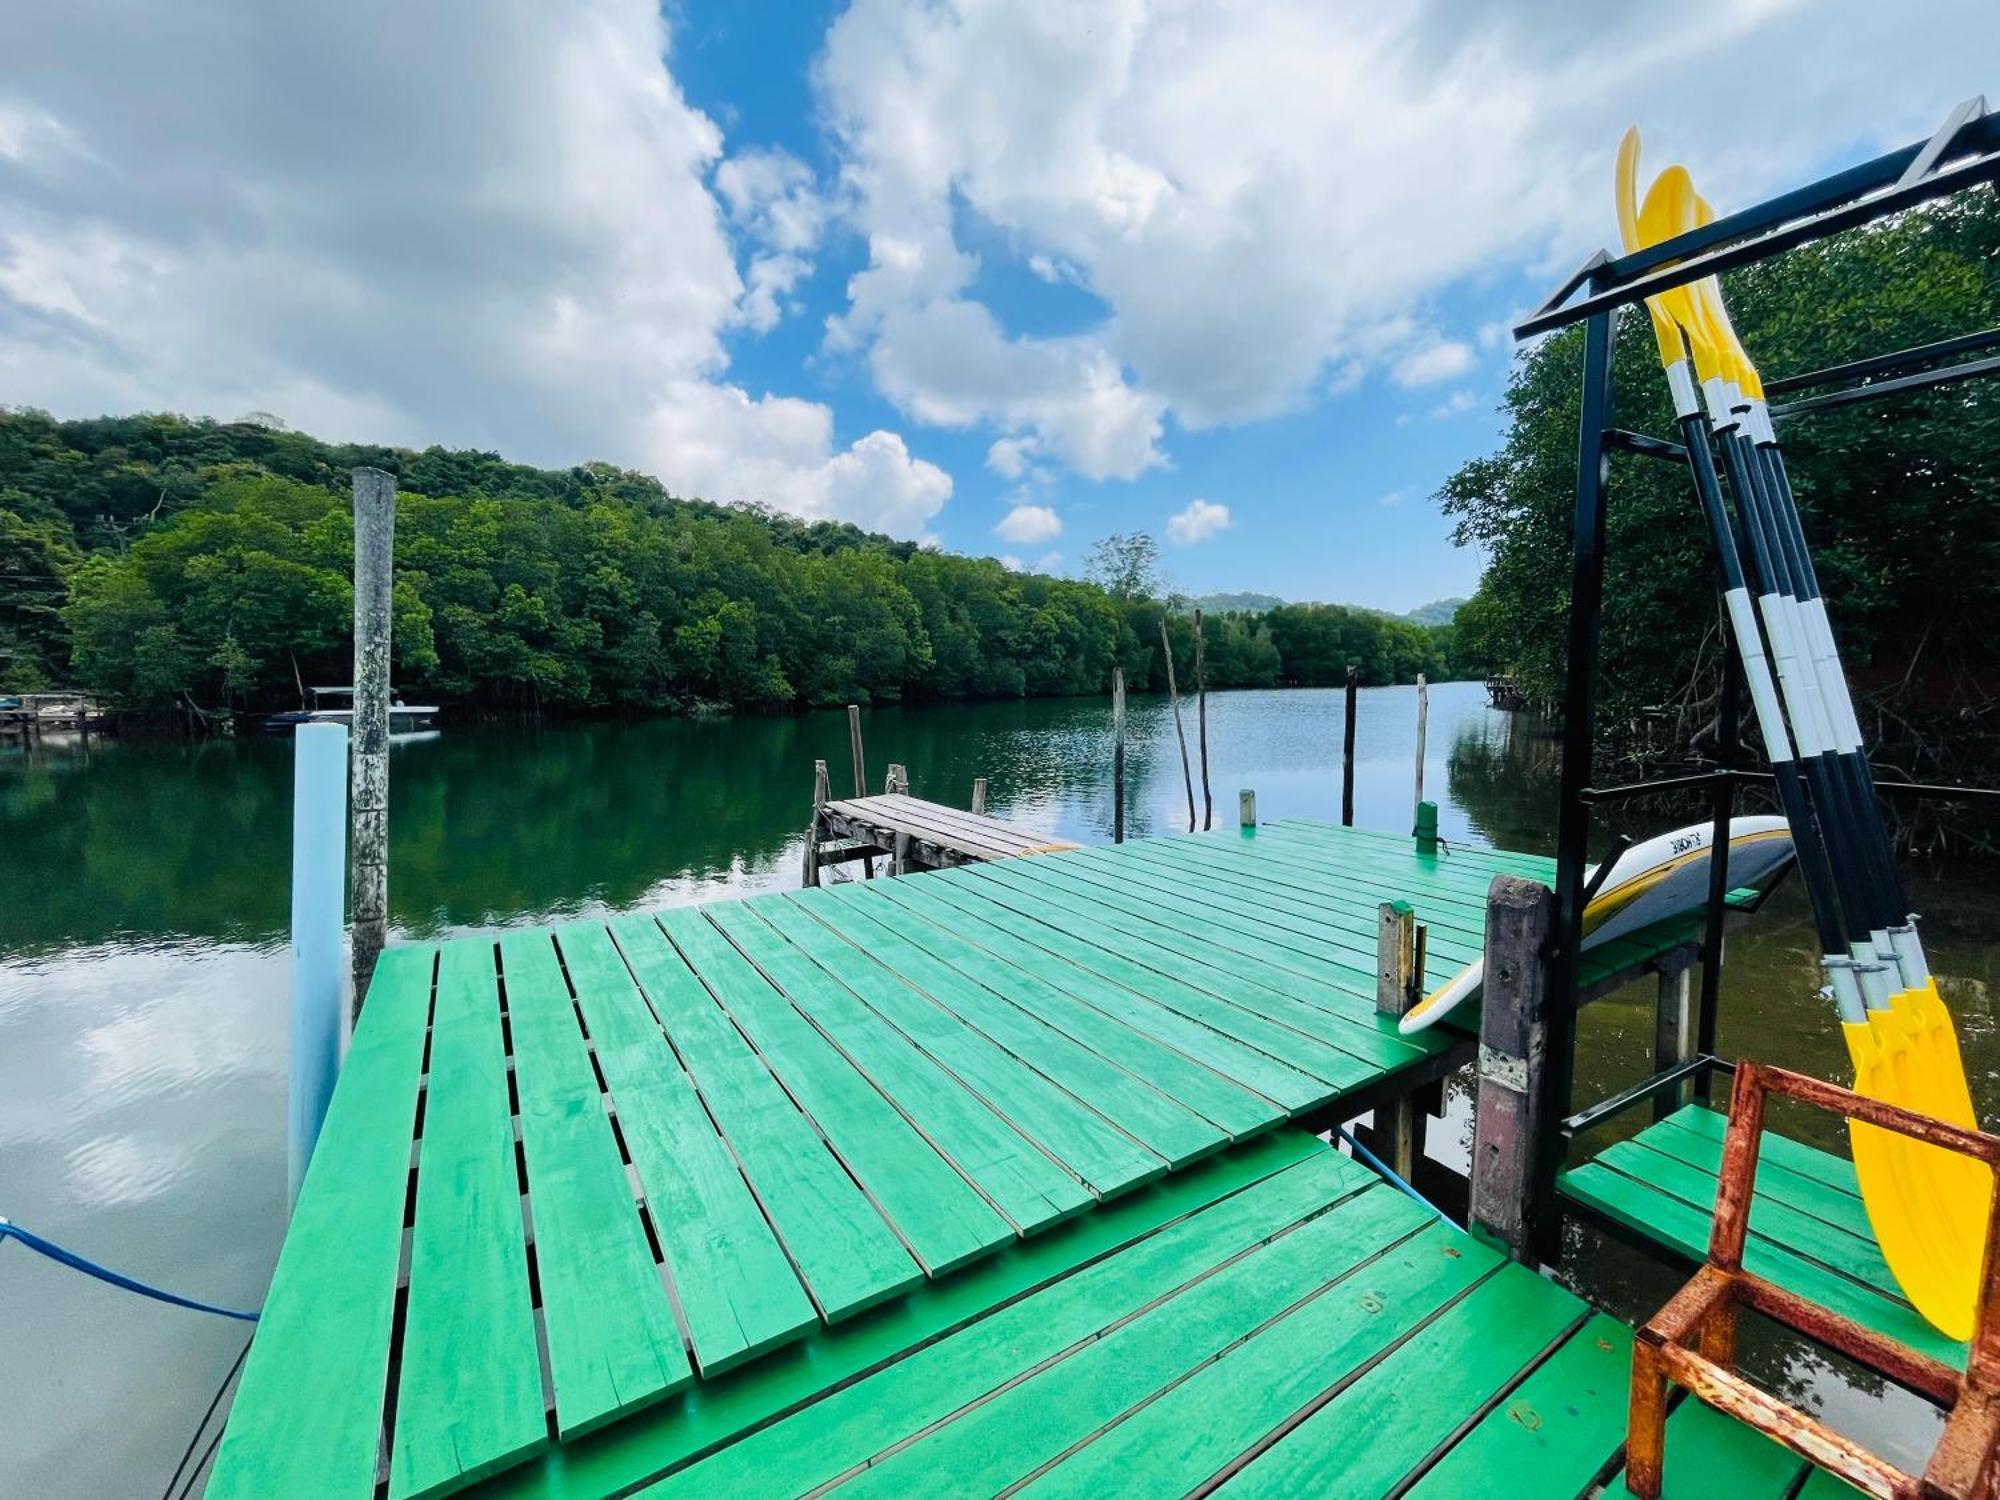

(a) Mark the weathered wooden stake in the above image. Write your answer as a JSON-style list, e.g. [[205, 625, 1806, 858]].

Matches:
[[1654, 961, 1695, 1121], [1469, 874, 1556, 1262], [1193, 607, 1212, 831], [802, 758, 829, 887], [1112, 667, 1127, 844], [885, 764, 910, 872], [1238, 788, 1257, 829], [1414, 673, 1429, 815], [970, 776, 988, 816], [1375, 901, 1425, 1180], [1341, 665, 1358, 826], [349, 466, 395, 1015], [848, 703, 873, 878], [1160, 617, 1196, 832]]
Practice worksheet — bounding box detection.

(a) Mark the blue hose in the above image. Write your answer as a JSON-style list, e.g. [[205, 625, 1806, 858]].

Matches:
[[1334, 1126, 1454, 1226], [1, 1217, 260, 1322]]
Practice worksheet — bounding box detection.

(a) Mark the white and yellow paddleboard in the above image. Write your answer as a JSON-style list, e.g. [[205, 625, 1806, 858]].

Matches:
[[1397, 815, 1795, 1035]]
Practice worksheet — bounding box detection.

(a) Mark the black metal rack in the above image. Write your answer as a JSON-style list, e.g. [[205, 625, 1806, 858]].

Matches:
[[1510, 97, 2000, 1263]]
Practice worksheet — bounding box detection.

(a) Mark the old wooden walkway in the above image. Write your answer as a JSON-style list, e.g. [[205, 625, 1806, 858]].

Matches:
[[810, 790, 1079, 878], [206, 819, 1848, 1499]]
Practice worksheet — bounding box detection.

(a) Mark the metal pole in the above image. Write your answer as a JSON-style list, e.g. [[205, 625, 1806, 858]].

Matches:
[[1696, 633, 1743, 1100], [349, 467, 395, 1015], [1112, 667, 1126, 843], [1341, 666, 1358, 825], [290, 721, 348, 1208], [1532, 306, 1617, 1266], [1414, 673, 1429, 817], [1194, 608, 1212, 830]]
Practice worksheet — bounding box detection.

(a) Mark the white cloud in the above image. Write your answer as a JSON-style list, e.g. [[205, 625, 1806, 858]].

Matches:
[[815, 0, 1998, 480], [1378, 489, 1408, 508], [987, 434, 1039, 478], [1166, 498, 1231, 545], [999, 553, 1025, 572], [1428, 389, 1480, 420], [0, 0, 950, 539], [994, 502, 1062, 544], [1392, 340, 1476, 388]]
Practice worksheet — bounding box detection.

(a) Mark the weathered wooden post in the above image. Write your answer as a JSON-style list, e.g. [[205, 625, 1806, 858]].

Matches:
[[802, 758, 829, 887], [1469, 874, 1556, 1261], [1341, 665, 1358, 826], [1112, 668, 1127, 844], [1160, 617, 1196, 832], [848, 704, 873, 878], [970, 776, 988, 816], [886, 764, 910, 873], [1413, 673, 1429, 814], [290, 721, 348, 1207], [349, 466, 394, 1015], [1193, 607, 1212, 830], [1238, 788, 1257, 829], [1654, 956, 1696, 1121], [1375, 901, 1425, 1179]]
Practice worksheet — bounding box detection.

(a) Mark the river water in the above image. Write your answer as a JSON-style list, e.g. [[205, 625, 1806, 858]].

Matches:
[[4, 681, 1995, 1493]]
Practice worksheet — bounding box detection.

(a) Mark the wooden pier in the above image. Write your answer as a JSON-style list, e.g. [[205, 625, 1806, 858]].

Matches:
[[207, 819, 1896, 1498]]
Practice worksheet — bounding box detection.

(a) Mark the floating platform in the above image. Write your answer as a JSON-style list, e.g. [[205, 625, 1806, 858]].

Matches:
[[206, 819, 1842, 1498]]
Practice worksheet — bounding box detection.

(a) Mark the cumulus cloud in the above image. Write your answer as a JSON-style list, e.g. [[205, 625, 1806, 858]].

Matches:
[[1392, 340, 1476, 388], [0, 0, 949, 538], [994, 503, 1063, 544], [815, 0, 1998, 479], [1166, 498, 1231, 545]]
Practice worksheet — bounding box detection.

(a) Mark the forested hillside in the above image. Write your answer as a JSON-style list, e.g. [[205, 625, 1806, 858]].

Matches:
[[0, 411, 1464, 716]]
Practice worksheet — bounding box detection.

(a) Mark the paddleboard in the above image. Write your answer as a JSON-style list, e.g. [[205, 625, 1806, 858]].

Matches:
[[1397, 815, 1795, 1034]]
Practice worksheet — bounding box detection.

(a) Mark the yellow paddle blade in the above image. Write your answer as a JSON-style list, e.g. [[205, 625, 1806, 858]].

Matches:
[[1844, 1021, 1982, 1341], [1614, 129, 1684, 370], [1895, 981, 1977, 1125], [1636, 167, 1721, 383], [1686, 191, 1764, 399]]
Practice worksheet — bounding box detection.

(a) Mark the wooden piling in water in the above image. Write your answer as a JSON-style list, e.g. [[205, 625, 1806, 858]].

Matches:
[[1413, 673, 1428, 816], [1193, 607, 1212, 831], [349, 466, 395, 1014], [970, 777, 988, 816], [1341, 666, 1358, 827], [802, 759, 829, 887], [1374, 901, 1425, 1180], [1238, 788, 1256, 828], [885, 763, 911, 874], [1160, 618, 1195, 833], [1112, 668, 1126, 844], [848, 704, 873, 878], [1469, 874, 1555, 1262]]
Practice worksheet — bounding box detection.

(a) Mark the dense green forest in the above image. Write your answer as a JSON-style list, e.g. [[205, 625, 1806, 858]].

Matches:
[[0, 411, 1463, 716], [1442, 187, 2000, 777]]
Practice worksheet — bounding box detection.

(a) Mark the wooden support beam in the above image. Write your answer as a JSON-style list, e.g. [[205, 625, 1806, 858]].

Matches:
[[885, 764, 910, 874], [1341, 666, 1358, 826], [1469, 874, 1555, 1262], [848, 704, 873, 879], [349, 466, 395, 1015], [970, 777, 988, 816], [802, 759, 829, 888], [1238, 788, 1256, 829], [1375, 901, 1424, 1180], [1112, 668, 1126, 844]]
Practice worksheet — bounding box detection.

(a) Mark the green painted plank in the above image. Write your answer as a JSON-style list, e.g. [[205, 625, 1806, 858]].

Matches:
[[1647, 1393, 1810, 1499], [497, 932, 689, 1438], [610, 914, 920, 1322], [1261, 820, 1554, 882], [908, 873, 1362, 1098], [708, 899, 1093, 1231], [1019, 1225, 1497, 1499], [805, 887, 1222, 1167], [942, 865, 1412, 1078], [1631, 1111, 1878, 1246], [554, 922, 816, 1377], [476, 1131, 1328, 1500], [840, 1191, 1442, 1498], [974, 855, 1435, 1055], [391, 939, 549, 1500], [208, 945, 437, 1500], [1798, 1464, 1868, 1496], [1184, 822, 1518, 919], [1558, 1162, 1963, 1366], [861, 879, 1280, 1140], [1596, 1139, 1897, 1296], [776, 888, 1170, 1198], [659, 906, 1011, 1278], [874, 876, 1326, 1115], [1662, 1103, 1862, 1199], [1211, 1264, 1588, 1498], [638, 1149, 1377, 1500], [1403, 1314, 1632, 1499]]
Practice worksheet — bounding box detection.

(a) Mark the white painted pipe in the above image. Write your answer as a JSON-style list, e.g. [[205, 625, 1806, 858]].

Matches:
[[290, 721, 349, 1208]]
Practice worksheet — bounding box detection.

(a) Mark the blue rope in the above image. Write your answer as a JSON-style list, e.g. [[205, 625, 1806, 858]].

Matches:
[[1334, 1126, 1454, 1226], [1, 1217, 260, 1322]]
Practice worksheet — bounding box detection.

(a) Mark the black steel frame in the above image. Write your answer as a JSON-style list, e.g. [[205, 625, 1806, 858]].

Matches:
[[1510, 97, 2000, 1265]]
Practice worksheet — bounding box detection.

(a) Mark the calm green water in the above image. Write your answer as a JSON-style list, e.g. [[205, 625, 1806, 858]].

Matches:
[[4, 682, 1995, 1491]]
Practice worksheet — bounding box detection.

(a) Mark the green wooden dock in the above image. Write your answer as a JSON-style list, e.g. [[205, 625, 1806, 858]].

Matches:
[[205, 819, 1865, 1498]]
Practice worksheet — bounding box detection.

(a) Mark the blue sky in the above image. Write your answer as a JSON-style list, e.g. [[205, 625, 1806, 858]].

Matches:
[[3, 1, 1994, 613]]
